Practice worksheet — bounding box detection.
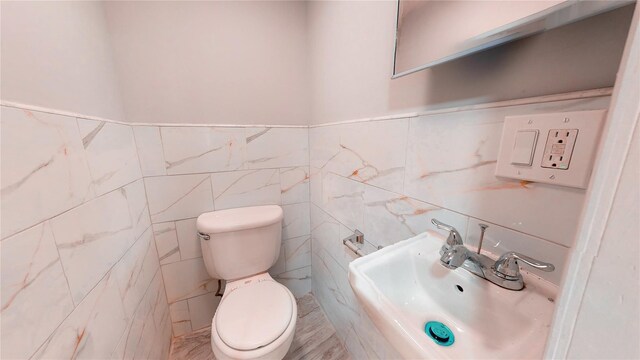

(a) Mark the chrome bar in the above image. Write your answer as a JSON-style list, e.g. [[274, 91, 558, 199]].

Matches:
[[343, 229, 367, 257]]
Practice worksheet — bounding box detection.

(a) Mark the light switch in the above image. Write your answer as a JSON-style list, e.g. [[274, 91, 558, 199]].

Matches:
[[510, 130, 538, 166]]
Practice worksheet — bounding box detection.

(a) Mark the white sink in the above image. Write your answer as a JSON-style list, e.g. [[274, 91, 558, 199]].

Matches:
[[348, 231, 558, 359]]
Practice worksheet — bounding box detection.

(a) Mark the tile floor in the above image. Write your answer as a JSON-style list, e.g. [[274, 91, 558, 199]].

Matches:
[[169, 294, 350, 360]]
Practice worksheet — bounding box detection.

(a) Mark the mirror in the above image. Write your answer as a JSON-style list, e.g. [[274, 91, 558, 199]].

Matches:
[[392, 0, 635, 78]]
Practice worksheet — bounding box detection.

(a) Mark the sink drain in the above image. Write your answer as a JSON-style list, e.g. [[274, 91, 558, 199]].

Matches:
[[424, 321, 455, 346]]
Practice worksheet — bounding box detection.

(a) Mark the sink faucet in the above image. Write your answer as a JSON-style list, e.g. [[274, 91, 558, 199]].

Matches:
[[431, 219, 555, 291], [440, 245, 492, 281]]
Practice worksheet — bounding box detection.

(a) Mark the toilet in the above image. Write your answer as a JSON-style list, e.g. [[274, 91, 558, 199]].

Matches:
[[197, 205, 297, 360]]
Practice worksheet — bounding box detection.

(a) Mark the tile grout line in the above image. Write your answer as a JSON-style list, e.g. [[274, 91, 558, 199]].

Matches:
[[48, 222, 79, 309]]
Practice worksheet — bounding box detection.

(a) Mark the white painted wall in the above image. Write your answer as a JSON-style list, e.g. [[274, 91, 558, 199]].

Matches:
[[3, 1, 630, 127], [546, 5, 640, 357], [103, 1, 309, 125], [1, 1, 125, 122], [567, 117, 639, 359], [307, 1, 633, 124]]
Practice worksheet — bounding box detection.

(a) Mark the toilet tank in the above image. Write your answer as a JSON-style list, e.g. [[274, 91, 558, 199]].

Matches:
[[197, 205, 283, 281]]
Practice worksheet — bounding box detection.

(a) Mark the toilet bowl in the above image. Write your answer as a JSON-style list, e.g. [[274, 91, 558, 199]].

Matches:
[[197, 205, 297, 360]]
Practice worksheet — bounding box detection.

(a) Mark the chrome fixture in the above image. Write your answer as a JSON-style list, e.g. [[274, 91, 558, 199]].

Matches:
[[343, 229, 366, 257], [197, 231, 210, 241], [431, 219, 554, 291], [494, 252, 555, 278], [477, 223, 489, 254], [430, 219, 463, 253]]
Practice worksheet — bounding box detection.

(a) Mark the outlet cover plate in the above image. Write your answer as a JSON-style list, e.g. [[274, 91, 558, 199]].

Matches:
[[495, 110, 606, 189]]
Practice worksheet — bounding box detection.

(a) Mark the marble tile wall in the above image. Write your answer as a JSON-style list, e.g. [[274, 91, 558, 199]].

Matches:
[[134, 124, 311, 337], [308, 96, 611, 358], [2, 93, 606, 358], [1, 106, 171, 359], [1, 105, 312, 353]]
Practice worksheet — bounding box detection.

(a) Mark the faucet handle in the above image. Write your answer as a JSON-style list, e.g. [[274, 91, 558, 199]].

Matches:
[[494, 251, 555, 279], [431, 219, 463, 247]]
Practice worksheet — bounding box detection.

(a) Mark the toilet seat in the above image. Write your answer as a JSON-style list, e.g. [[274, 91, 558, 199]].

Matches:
[[216, 280, 293, 350], [210, 273, 297, 360]]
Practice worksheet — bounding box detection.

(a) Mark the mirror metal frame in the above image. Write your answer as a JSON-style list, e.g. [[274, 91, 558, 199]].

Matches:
[[392, 0, 635, 79]]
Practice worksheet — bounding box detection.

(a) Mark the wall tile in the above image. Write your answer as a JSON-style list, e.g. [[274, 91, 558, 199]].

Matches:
[[466, 218, 569, 285], [310, 204, 353, 273], [282, 202, 311, 239], [211, 169, 280, 210], [308, 204, 371, 275], [33, 271, 128, 359], [113, 228, 160, 318], [347, 309, 402, 360], [78, 119, 142, 196], [0, 222, 75, 359], [245, 127, 308, 169], [145, 174, 214, 223], [149, 309, 172, 360], [362, 184, 469, 248], [150, 271, 170, 331], [187, 292, 220, 331], [122, 178, 151, 240], [169, 300, 192, 337], [309, 166, 323, 206], [161, 258, 217, 304], [2, 107, 176, 359], [321, 172, 365, 231], [1, 107, 93, 239], [153, 222, 181, 265], [161, 127, 245, 175], [132, 126, 167, 176], [112, 271, 164, 360], [175, 218, 202, 260], [402, 100, 607, 246], [311, 251, 359, 340], [309, 119, 409, 193], [284, 235, 311, 271], [115, 299, 155, 360], [280, 166, 310, 205], [274, 266, 311, 298], [50, 188, 135, 304]]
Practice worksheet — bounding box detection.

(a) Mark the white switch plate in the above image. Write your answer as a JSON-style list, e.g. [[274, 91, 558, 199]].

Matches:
[[495, 110, 606, 189]]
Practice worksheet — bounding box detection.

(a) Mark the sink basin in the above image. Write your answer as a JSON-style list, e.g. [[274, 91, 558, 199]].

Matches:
[[348, 231, 558, 359]]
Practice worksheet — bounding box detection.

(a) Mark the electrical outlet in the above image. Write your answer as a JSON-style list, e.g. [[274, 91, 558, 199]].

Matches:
[[541, 129, 578, 170], [495, 109, 605, 189]]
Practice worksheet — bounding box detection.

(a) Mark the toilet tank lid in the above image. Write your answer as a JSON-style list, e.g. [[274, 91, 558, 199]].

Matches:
[[196, 205, 283, 234]]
